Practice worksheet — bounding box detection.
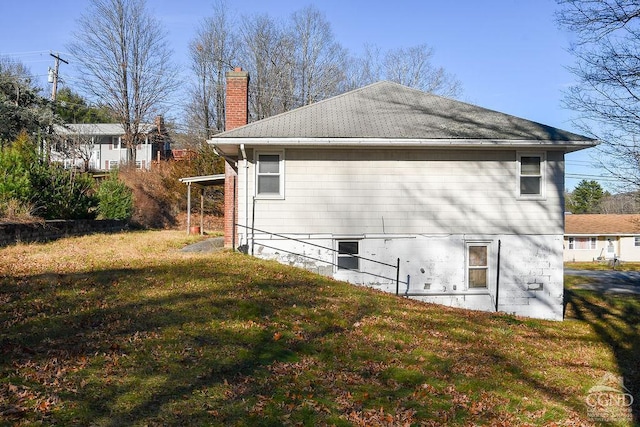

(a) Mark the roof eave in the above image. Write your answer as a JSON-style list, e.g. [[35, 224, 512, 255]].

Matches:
[[208, 137, 598, 156]]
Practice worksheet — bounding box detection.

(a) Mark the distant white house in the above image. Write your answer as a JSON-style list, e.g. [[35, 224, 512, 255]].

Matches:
[[209, 68, 597, 320], [564, 214, 640, 262], [52, 116, 171, 171]]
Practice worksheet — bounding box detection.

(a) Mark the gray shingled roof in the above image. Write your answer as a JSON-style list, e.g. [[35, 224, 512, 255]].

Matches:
[[212, 81, 593, 142]]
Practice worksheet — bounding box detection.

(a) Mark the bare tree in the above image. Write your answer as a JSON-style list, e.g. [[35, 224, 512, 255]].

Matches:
[[291, 6, 348, 107], [346, 43, 462, 97], [69, 0, 178, 165], [557, 0, 640, 189], [239, 14, 296, 120], [187, 0, 239, 137], [383, 44, 462, 97], [344, 43, 384, 90]]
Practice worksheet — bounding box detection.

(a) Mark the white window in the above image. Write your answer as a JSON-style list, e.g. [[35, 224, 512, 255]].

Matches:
[[568, 237, 596, 250], [337, 241, 359, 271], [467, 243, 489, 289], [256, 152, 284, 198], [517, 153, 545, 199], [635, 236, 640, 247]]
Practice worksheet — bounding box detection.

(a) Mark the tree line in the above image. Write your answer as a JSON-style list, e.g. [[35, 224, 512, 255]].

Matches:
[[184, 1, 462, 138]]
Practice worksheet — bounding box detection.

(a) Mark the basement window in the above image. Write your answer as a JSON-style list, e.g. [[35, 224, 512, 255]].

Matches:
[[467, 243, 489, 289], [337, 241, 360, 271], [256, 152, 284, 198], [517, 152, 545, 199]]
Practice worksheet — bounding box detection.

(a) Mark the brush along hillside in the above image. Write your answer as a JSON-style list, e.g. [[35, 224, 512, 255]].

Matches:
[[1, 231, 638, 426]]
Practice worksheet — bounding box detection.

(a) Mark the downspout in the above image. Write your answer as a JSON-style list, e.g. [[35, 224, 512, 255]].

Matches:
[[495, 240, 501, 312], [240, 144, 249, 248]]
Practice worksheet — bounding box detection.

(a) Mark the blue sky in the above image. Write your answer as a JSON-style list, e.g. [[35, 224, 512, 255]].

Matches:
[[0, 0, 608, 191]]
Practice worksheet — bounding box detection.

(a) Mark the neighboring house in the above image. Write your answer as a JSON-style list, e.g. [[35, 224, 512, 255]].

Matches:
[[209, 68, 597, 320], [52, 116, 171, 171], [564, 214, 640, 262]]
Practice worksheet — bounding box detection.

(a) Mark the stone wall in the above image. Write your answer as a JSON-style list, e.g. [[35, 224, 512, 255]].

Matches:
[[0, 220, 128, 247]]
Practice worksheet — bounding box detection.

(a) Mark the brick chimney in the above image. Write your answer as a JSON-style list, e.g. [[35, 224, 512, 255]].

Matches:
[[223, 67, 249, 249]]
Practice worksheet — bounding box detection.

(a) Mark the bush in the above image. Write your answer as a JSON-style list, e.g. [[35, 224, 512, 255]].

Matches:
[[30, 164, 97, 220], [96, 173, 133, 220]]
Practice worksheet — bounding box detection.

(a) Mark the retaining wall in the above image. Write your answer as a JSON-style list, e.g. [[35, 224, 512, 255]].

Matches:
[[0, 220, 128, 247]]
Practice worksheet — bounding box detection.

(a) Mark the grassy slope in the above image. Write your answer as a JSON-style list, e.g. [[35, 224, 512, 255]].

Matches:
[[0, 231, 638, 426]]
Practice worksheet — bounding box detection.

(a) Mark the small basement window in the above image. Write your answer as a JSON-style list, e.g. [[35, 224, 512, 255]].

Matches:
[[467, 243, 489, 289], [337, 241, 359, 271]]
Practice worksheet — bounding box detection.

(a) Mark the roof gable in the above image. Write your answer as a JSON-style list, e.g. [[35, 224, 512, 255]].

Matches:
[[213, 81, 594, 142]]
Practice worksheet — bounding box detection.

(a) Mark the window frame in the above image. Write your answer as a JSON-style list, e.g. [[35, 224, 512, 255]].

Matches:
[[568, 237, 596, 250], [255, 150, 285, 199], [466, 241, 491, 290], [336, 240, 360, 271], [517, 152, 546, 200]]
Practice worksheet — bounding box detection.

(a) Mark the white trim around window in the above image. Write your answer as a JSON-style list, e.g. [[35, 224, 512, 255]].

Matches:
[[255, 151, 285, 199], [568, 237, 597, 250], [466, 241, 492, 290], [517, 152, 546, 200], [336, 240, 360, 271]]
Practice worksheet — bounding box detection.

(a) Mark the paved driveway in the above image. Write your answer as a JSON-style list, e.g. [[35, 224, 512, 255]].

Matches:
[[565, 269, 640, 295]]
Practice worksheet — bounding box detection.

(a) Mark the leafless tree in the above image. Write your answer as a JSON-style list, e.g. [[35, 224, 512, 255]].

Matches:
[[599, 192, 640, 214], [346, 43, 462, 97], [186, 0, 239, 137], [68, 0, 178, 165], [557, 0, 640, 189], [239, 14, 296, 120], [291, 6, 348, 107]]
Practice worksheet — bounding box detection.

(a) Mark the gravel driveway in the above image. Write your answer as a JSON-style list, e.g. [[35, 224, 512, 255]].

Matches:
[[565, 269, 640, 295]]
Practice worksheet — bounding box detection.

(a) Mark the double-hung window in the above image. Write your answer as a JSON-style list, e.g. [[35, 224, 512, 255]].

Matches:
[[256, 152, 284, 198], [517, 152, 545, 199], [467, 243, 489, 289]]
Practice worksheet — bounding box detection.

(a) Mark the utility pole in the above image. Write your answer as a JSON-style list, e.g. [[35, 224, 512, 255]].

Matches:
[[48, 52, 68, 101]]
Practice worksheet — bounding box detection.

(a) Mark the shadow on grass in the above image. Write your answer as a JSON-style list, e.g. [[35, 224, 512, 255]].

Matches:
[[0, 255, 380, 425], [564, 286, 640, 424]]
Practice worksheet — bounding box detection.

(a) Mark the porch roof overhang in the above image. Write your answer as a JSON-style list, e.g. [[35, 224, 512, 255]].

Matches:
[[178, 174, 226, 187], [178, 174, 225, 236]]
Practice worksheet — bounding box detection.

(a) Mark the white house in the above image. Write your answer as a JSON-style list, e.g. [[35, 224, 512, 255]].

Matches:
[[565, 214, 640, 262], [209, 68, 597, 320], [52, 116, 171, 171]]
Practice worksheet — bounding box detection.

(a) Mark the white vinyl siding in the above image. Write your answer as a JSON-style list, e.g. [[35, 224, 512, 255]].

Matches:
[[239, 148, 563, 236]]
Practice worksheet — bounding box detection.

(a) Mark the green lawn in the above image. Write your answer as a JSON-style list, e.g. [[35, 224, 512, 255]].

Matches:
[[1, 231, 638, 426]]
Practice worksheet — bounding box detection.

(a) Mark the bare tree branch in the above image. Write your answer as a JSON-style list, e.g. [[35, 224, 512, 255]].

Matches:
[[68, 0, 178, 164]]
